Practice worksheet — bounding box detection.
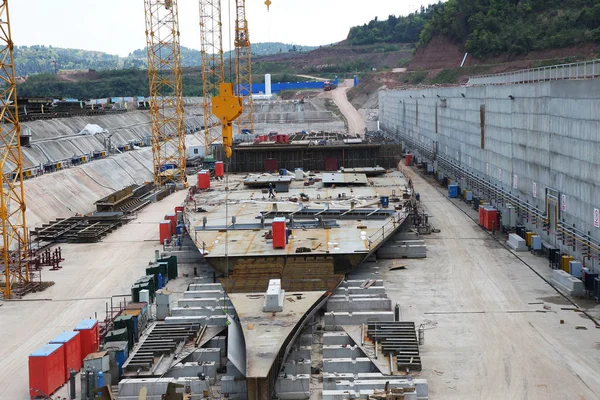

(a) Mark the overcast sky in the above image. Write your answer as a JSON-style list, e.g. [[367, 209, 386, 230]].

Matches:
[[11, 0, 436, 56]]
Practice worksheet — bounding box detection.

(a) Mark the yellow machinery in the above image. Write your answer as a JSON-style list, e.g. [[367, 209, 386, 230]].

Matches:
[[0, 0, 29, 298], [199, 0, 225, 156], [143, 0, 187, 186], [234, 0, 255, 135], [212, 83, 242, 158]]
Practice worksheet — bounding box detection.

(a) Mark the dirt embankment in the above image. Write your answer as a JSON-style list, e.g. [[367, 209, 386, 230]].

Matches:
[[409, 35, 600, 71]]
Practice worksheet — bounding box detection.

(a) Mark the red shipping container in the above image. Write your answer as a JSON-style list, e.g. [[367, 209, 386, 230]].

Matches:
[[49, 331, 82, 380], [165, 213, 177, 235], [74, 319, 99, 360], [197, 171, 210, 189], [159, 220, 171, 244], [324, 157, 338, 171], [215, 161, 224, 177], [264, 158, 278, 172], [405, 154, 413, 166], [29, 343, 66, 398], [272, 217, 287, 249]]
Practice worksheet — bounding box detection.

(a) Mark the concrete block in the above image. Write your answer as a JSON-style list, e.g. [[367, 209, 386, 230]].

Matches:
[[264, 279, 285, 312], [177, 297, 233, 308], [377, 244, 427, 259], [205, 335, 227, 357], [340, 279, 384, 288], [163, 361, 217, 381], [288, 345, 311, 361], [323, 345, 366, 358], [326, 297, 392, 312], [164, 314, 228, 326], [171, 306, 236, 317], [275, 374, 311, 399], [323, 332, 354, 346], [552, 269, 584, 296], [334, 287, 386, 295], [118, 378, 210, 398], [324, 311, 394, 326], [221, 375, 247, 398], [283, 359, 312, 375], [507, 234, 527, 252], [188, 283, 224, 291], [183, 290, 225, 299], [322, 358, 376, 373], [183, 348, 221, 366]]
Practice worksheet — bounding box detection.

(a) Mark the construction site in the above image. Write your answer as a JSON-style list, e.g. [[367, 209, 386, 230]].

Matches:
[[1, 1, 600, 400]]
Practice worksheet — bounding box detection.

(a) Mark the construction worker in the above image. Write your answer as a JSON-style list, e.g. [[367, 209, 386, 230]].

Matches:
[[268, 183, 275, 199]]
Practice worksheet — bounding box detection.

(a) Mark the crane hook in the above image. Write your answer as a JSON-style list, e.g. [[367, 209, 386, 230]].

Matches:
[[265, 0, 271, 10]]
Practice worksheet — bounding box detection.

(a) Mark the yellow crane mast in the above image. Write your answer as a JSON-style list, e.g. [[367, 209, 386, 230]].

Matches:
[[234, 0, 254, 135], [144, 0, 187, 186], [199, 0, 225, 156], [0, 0, 29, 299]]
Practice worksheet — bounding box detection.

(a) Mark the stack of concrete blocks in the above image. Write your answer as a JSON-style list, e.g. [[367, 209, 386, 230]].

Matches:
[[552, 269, 584, 296], [325, 280, 394, 327], [274, 374, 311, 399], [205, 335, 227, 359], [164, 282, 231, 325], [507, 233, 527, 252], [327, 292, 392, 313], [221, 359, 247, 399], [322, 373, 428, 399], [322, 358, 376, 373], [118, 377, 211, 399], [377, 240, 427, 259], [263, 279, 285, 312], [163, 361, 217, 382]]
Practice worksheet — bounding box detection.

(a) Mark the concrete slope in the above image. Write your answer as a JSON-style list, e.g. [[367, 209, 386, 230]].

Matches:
[[24, 149, 154, 229]]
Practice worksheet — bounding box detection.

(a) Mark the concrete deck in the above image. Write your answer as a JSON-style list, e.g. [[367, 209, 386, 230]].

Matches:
[[352, 164, 600, 399], [0, 186, 191, 399]]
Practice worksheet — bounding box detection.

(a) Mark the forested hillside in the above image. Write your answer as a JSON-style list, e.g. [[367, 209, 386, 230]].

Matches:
[[15, 42, 317, 77], [347, 3, 442, 45], [418, 0, 600, 58]]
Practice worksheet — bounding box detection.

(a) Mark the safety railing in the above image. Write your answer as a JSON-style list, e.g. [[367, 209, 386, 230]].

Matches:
[[467, 59, 600, 86]]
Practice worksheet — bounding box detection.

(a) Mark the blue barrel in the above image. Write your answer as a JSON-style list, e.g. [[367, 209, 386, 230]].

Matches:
[[416, 193, 421, 201], [380, 196, 389, 208], [157, 273, 163, 289], [448, 184, 459, 198], [176, 224, 183, 235]]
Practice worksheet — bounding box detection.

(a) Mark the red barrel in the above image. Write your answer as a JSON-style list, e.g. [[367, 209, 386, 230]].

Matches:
[[165, 213, 177, 235], [405, 154, 413, 166], [197, 171, 210, 189], [160, 220, 171, 243], [215, 161, 224, 177]]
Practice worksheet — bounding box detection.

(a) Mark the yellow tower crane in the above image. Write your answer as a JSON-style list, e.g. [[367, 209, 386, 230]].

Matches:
[[199, 0, 225, 157], [143, 0, 187, 186], [234, 0, 254, 135], [0, 0, 29, 299]]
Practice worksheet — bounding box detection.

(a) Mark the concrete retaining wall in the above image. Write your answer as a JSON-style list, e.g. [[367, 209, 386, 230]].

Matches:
[[380, 79, 600, 268]]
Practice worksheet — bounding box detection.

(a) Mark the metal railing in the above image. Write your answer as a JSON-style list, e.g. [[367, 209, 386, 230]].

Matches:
[[468, 59, 600, 86]]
